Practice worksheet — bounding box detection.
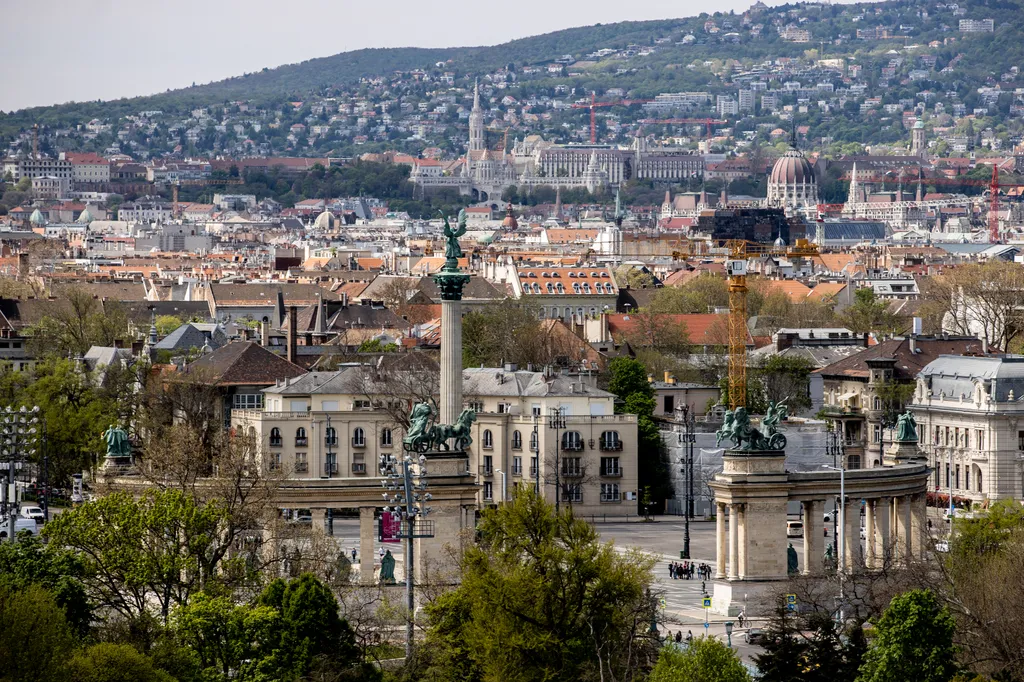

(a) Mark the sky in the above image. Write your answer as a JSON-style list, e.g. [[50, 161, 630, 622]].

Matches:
[[0, 0, 823, 112]]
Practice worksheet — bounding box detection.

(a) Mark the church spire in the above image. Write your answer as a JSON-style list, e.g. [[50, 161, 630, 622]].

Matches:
[[468, 79, 484, 152], [473, 79, 481, 112]]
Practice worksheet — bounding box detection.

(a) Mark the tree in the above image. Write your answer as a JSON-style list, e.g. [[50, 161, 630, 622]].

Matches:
[[65, 643, 176, 682], [174, 592, 281, 681], [415, 488, 658, 681], [617, 311, 693, 356], [754, 354, 814, 411], [610, 357, 670, 510], [839, 288, 900, 336], [609, 356, 654, 401], [614, 264, 658, 289], [0, 583, 77, 682], [920, 262, 1024, 351], [856, 590, 958, 682], [154, 315, 185, 337], [462, 301, 548, 368], [649, 636, 752, 682], [755, 600, 810, 682], [27, 287, 133, 357], [647, 274, 729, 314], [0, 533, 91, 636]]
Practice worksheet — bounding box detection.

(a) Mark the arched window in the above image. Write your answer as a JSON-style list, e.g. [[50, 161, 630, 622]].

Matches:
[[381, 428, 393, 447], [270, 427, 282, 447], [530, 431, 538, 452], [324, 426, 337, 447], [562, 431, 582, 451], [600, 431, 621, 450], [295, 427, 307, 446], [352, 427, 365, 447], [483, 429, 493, 449], [512, 430, 522, 450]]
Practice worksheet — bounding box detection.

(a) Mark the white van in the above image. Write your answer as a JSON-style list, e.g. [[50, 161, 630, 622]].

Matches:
[[786, 521, 804, 538], [0, 517, 37, 540]]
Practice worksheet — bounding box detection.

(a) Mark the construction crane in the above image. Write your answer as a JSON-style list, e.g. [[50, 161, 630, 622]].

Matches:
[[842, 167, 1024, 243], [169, 177, 244, 217], [638, 118, 728, 140], [570, 92, 652, 144], [718, 238, 820, 409]]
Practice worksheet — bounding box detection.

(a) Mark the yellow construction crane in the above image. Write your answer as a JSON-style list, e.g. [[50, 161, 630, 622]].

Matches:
[[719, 238, 819, 409]]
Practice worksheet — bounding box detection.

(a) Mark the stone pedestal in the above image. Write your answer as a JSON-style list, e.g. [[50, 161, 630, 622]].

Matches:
[[884, 440, 922, 466], [413, 449, 474, 583], [359, 506, 376, 584]]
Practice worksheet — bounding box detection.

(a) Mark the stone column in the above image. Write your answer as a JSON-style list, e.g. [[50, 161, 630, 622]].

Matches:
[[715, 501, 727, 579], [439, 299, 462, 425], [865, 499, 877, 569], [901, 495, 914, 562], [911, 493, 927, 560], [359, 506, 376, 585], [311, 508, 326, 532], [844, 499, 859, 571], [875, 497, 891, 566], [728, 503, 739, 579], [736, 503, 747, 579], [802, 500, 820, 575]]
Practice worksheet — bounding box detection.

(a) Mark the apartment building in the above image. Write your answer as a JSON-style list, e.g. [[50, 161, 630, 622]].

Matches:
[[231, 365, 639, 516]]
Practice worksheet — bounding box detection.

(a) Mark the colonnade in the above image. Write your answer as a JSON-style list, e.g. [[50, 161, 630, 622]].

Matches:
[[714, 492, 928, 578]]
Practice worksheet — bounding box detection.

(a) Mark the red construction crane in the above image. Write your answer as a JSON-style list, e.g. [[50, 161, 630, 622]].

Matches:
[[841, 167, 1024, 243], [570, 92, 652, 144], [638, 118, 728, 140]]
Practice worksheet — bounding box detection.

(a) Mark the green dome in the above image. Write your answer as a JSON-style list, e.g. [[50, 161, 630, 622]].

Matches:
[[29, 209, 46, 226], [77, 207, 95, 224]]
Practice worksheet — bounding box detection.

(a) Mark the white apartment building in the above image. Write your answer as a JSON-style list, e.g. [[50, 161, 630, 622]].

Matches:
[[911, 355, 1024, 506], [231, 366, 639, 516], [3, 154, 73, 184], [959, 18, 994, 32], [66, 152, 111, 185]]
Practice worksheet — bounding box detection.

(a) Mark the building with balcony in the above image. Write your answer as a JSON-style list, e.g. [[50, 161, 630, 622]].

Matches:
[[231, 365, 639, 516], [911, 355, 1024, 505]]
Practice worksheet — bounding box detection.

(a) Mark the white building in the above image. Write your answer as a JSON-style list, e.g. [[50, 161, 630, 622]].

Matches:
[[65, 152, 111, 185]]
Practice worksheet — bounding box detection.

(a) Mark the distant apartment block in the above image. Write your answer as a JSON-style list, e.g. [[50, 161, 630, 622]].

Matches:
[[959, 18, 994, 32]]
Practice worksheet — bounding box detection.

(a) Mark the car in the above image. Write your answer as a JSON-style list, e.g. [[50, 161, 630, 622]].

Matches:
[[0, 517, 37, 539], [744, 628, 765, 644], [294, 510, 312, 524], [934, 539, 950, 553], [860, 526, 867, 540], [786, 521, 804, 538], [19, 506, 44, 522]]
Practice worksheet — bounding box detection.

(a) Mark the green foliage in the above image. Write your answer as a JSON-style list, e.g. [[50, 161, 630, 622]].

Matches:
[[357, 338, 399, 353], [155, 315, 186, 337], [754, 601, 811, 682], [27, 287, 134, 357], [649, 636, 752, 682], [414, 488, 657, 681], [461, 301, 545, 368], [0, 533, 92, 636], [610, 356, 669, 509], [65, 643, 176, 682], [174, 592, 281, 680], [609, 357, 654, 401], [614, 265, 658, 289], [839, 288, 901, 336], [647, 275, 729, 315], [951, 498, 1024, 557], [0, 583, 77, 682], [856, 590, 958, 682], [755, 354, 814, 410]]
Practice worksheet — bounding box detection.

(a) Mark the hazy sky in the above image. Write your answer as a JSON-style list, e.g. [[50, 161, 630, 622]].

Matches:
[[3, 0, 799, 112]]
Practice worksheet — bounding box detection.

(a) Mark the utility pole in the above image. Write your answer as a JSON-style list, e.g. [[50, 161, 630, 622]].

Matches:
[[677, 405, 696, 559]]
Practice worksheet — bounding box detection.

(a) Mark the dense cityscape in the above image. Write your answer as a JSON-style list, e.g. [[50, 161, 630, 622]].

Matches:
[[1, 0, 1024, 680]]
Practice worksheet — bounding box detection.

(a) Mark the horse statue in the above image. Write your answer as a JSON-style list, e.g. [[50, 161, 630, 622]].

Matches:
[[762, 401, 789, 450], [403, 402, 434, 452], [716, 410, 736, 448], [450, 409, 476, 451]]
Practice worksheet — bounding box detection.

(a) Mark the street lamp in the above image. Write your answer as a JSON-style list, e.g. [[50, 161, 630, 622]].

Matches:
[[1, 405, 40, 543], [676, 405, 696, 559], [724, 620, 734, 649], [826, 425, 844, 556], [823, 462, 846, 624]]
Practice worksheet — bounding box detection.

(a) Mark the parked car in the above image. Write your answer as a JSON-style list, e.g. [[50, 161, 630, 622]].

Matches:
[[295, 510, 312, 524], [786, 521, 804, 538], [19, 506, 44, 522], [934, 539, 950, 553], [744, 628, 765, 644], [0, 517, 38, 539]]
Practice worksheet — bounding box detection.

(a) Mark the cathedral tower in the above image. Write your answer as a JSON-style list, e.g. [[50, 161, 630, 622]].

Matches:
[[468, 80, 485, 153]]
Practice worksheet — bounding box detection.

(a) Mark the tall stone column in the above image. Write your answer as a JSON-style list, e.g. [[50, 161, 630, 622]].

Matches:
[[359, 506, 376, 585], [737, 504, 747, 579], [844, 499, 859, 571], [715, 502, 727, 579], [802, 500, 821, 575], [911, 493, 927, 560], [728, 504, 739, 580], [434, 244, 471, 427], [865, 499, 877, 569], [876, 497, 891, 566], [901, 495, 914, 562]]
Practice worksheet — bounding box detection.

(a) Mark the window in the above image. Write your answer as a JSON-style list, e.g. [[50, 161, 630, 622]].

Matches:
[[483, 455, 493, 475], [381, 428, 393, 447], [353, 399, 372, 410], [977, 469, 983, 492], [268, 452, 281, 471], [497, 402, 511, 414], [512, 456, 522, 476], [512, 430, 522, 449], [562, 431, 583, 451], [1017, 430, 1024, 451], [601, 456, 621, 476], [664, 395, 675, 413], [562, 457, 582, 477], [872, 425, 881, 444], [530, 431, 539, 452], [561, 484, 582, 503], [324, 427, 338, 447], [467, 401, 484, 412], [295, 427, 308, 447], [530, 456, 538, 477], [847, 454, 861, 470], [976, 429, 984, 450], [483, 481, 493, 501], [945, 463, 950, 488], [295, 452, 308, 473], [232, 393, 263, 409], [600, 431, 621, 450], [483, 430, 493, 449], [532, 405, 541, 417], [352, 427, 365, 447], [955, 464, 961, 490], [324, 453, 337, 475], [601, 483, 620, 502], [965, 466, 970, 491], [873, 396, 881, 411], [269, 427, 282, 447]]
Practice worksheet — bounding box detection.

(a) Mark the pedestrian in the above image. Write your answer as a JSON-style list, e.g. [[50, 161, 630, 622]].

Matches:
[[351, 547, 357, 563], [669, 562, 675, 579], [701, 580, 706, 595], [686, 630, 693, 643], [738, 611, 745, 628], [675, 630, 682, 643]]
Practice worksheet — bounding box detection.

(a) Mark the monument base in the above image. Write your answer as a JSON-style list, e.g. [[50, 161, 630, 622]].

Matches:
[[884, 441, 922, 466], [712, 578, 787, 616]]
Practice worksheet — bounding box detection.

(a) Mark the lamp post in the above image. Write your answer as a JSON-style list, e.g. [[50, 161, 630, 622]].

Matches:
[[823, 463, 846, 623], [676, 405, 696, 559], [380, 451, 433, 658], [532, 414, 540, 496], [724, 620, 734, 649], [1, 405, 40, 543], [826, 425, 844, 557], [548, 408, 566, 513]]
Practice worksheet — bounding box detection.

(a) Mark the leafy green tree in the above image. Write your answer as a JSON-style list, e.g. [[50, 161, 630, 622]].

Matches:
[[608, 356, 653, 400], [647, 274, 729, 314], [839, 288, 900, 336], [174, 592, 281, 681], [416, 488, 657, 681], [0, 533, 91, 636], [0, 583, 77, 682], [649, 636, 751, 682], [755, 601, 810, 682], [610, 357, 669, 509], [856, 590, 958, 682], [462, 301, 545, 368], [65, 643, 176, 682], [802, 614, 867, 682], [754, 354, 814, 411], [154, 315, 186, 337]]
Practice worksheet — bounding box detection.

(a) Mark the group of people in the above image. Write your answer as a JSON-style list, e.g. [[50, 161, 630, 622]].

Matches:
[[668, 560, 711, 581]]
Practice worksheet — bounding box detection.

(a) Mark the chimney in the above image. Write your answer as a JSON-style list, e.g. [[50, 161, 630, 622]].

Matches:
[[287, 305, 297, 364], [982, 335, 989, 355], [664, 370, 671, 383], [260, 320, 269, 347], [647, 374, 654, 383], [668, 374, 677, 385]]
